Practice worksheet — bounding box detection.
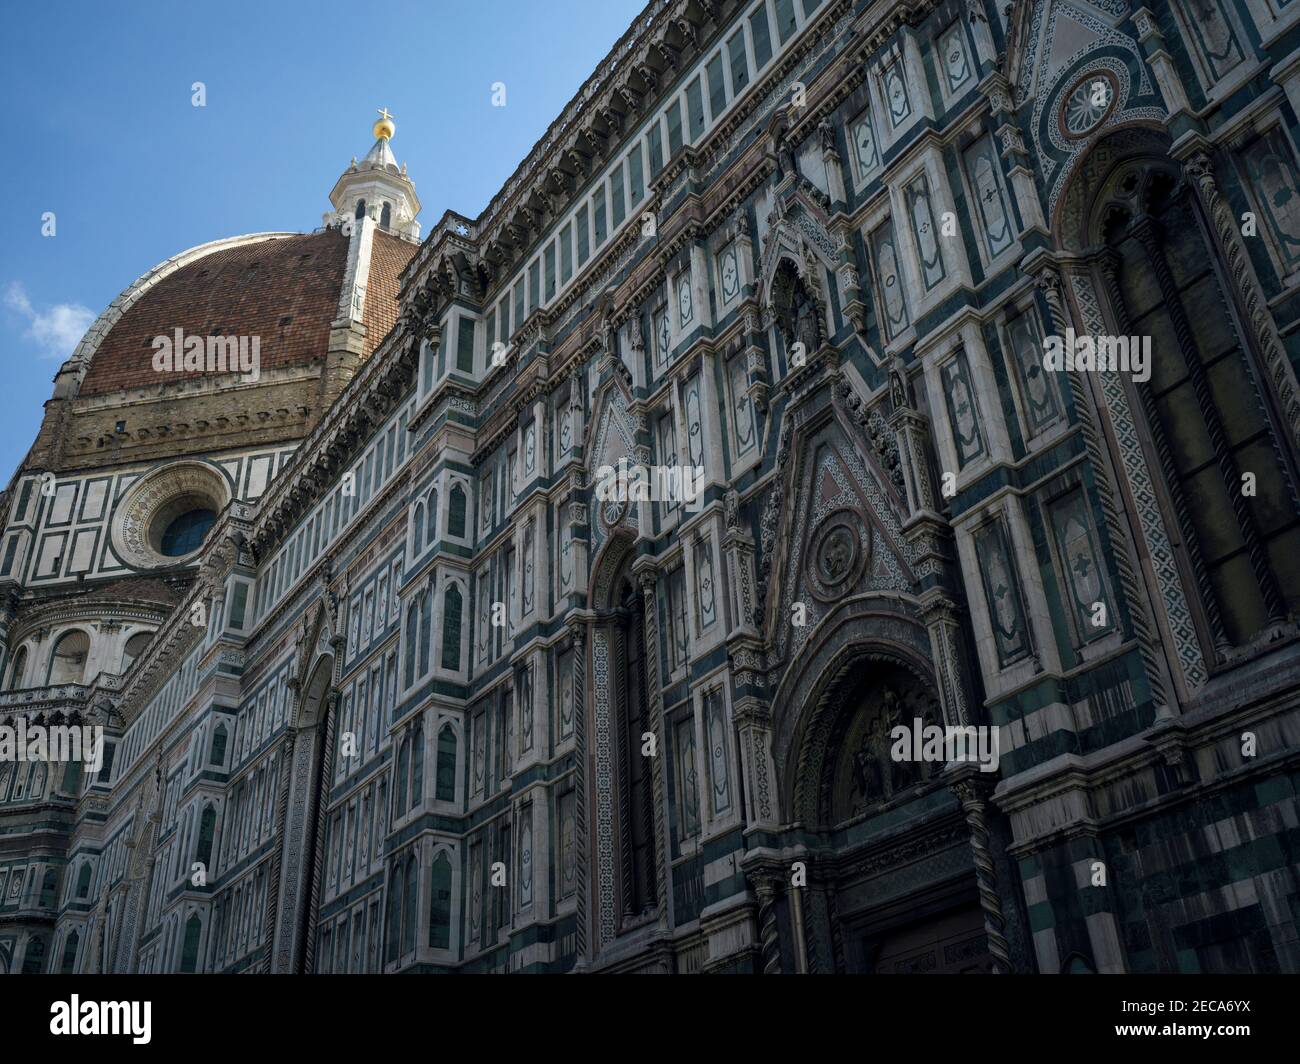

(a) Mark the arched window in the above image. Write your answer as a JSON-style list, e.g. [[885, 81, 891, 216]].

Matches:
[[1081, 151, 1300, 651], [385, 865, 401, 964], [404, 602, 419, 687], [380, 202, 392, 228], [62, 759, 83, 797], [121, 631, 152, 672], [429, 851, 452, 949], [395, 736, 410, 818], [210, 723, 228, 766], [412, 502, 425, 554], [0, 762, 12, 803], [59, 930, 79, 974], [21, 934, 47, 974], [196, 804, 216, 869], [180, 914, 202, 973], [26, 761, 46, 800], [40, 868, 58, 908], [448, 484, 467, 538], [7, 645, 27, 689], [402, 857, 417, 956], [410, 722, 424, 807], [355, 198, 367, 220], [441, 584, 463, 671], [417, 591, 432, 677], [47, 630, 89, 685], [76, 862, 92, 899], [435, 725, 457, 803], [616, 574, 656, 916], [426, 489, 438, 544]]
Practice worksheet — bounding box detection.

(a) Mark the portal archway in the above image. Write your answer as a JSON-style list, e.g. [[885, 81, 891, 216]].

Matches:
[[584, 531, 662, 945], [272, 653, 335, 972]]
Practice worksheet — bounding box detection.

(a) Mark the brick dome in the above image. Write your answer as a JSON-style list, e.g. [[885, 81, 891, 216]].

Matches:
[[76, 228, 414, 397]]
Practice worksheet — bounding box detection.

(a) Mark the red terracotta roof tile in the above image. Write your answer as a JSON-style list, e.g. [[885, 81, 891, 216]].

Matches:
[[364, 230, 418, 356], [80, 231, 350, 396]]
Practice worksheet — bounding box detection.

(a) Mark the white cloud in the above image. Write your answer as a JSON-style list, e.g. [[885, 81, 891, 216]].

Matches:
[[4, 281, 95, 360]]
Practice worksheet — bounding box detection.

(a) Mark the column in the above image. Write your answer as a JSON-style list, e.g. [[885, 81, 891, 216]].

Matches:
[[950, 770, 1012, 973], [635, 566, 671, 928]]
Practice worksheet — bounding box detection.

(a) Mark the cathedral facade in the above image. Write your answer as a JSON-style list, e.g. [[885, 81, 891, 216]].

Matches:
[[3, 0, 1300, 975]]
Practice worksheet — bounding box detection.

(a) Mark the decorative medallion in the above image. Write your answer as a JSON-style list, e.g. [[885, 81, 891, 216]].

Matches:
[[599, 496, 629, 532], [656, 309, 671, 366], [720, 246, 740, 303], [806, 508, 870, 602], [1059, 71, 1117, 141], [110, 461, 231, 571]]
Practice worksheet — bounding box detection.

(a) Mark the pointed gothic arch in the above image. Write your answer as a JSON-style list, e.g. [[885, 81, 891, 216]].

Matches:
[[272, 652, 336, 972], [1055, 127, 1300, 669], [584, 529, 661, 938], [767, 597, 940, 827]]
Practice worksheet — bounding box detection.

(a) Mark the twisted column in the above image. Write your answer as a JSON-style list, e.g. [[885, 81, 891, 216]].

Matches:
[[266, 731, 296, 972], [952, 777, 1012, 974], [300, 690, 339, 974], [1184, 151, 1300, 451], [568, 620, 589, 966], [755, 875, 783, 975], [638, 569, 670, 927]]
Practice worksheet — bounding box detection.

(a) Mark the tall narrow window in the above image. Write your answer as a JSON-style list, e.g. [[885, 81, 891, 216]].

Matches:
[[456, 316, 476, 373], [429, 851, 452, 949], [402, 857, 417, 956], [666, 98, 684, 157], [441, 584, 463, 671], [417, 591, 432, 677], [404, 602, 418, 686], [196, 804, 216, 868], [395, 736, 410, 818], [706, 52, 726, 121], [686, 76, 705, 141], [180, 915, 202, 974], [750, 5, 773, 68], [448, 484, 467, 538], [436, 725, 457, 802], [610, 165, 626, 229], [728, 29, 749, 94], [616, 575, 656, 916], [627, 145, 644, 207], [410, 723, 424, 807]]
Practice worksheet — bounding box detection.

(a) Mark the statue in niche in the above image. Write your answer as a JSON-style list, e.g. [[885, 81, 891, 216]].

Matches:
[[772, 259, 822, 357], [890, 359, 911, 411], [776, 128, 799, 182], [850, 716, 885, 804], [830, 667, 944, 822], [794, 282, 821, 354]]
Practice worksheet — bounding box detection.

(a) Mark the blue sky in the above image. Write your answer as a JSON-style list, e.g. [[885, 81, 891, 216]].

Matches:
[[0, 0, 644, 482]]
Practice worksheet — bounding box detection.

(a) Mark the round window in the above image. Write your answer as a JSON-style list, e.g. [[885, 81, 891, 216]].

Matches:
[[111, 462, 230, 570], [159, 508, 216, 556], [1059, 71, 1119, 140]]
